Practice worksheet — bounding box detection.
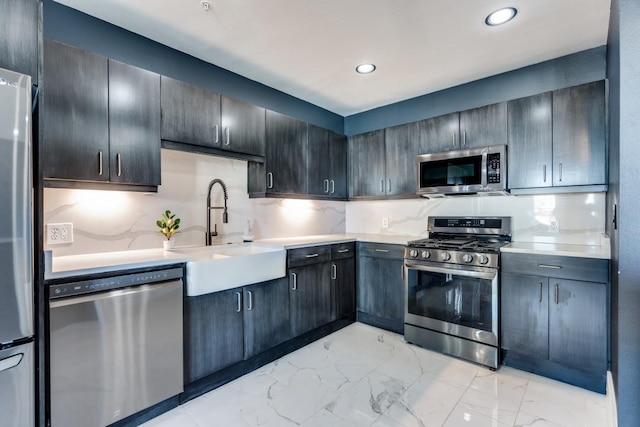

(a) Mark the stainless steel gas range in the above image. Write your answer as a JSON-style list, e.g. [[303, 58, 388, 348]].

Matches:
[[404, 216, 512, 369]]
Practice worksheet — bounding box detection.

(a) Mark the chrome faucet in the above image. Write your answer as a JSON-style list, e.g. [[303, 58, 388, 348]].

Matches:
[[206, 178, 229, 245]]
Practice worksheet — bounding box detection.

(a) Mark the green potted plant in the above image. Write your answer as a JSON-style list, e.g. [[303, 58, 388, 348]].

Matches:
[[157, 210, 180, 250]]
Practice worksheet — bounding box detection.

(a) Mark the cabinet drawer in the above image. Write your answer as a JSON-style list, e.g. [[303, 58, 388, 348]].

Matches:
[[331, 242, 355, 260], [501, 253, 608, 283], [357, 242, 404, 260], [287, 245, 331, 268]]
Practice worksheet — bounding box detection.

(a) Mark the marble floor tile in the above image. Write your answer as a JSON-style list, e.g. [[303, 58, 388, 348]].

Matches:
[[141, 322, 614, 427]]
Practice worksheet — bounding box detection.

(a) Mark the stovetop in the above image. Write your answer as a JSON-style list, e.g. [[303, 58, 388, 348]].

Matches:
[[407, 237, 508, 254]]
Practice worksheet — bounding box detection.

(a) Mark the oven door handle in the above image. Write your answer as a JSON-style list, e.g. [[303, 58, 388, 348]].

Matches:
[[405, 263, 497, 280]]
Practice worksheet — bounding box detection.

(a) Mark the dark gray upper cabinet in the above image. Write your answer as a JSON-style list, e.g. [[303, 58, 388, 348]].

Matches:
[[265, 110, 308, 194], [108, 60, 161, 186], [458, 102, 507, 149], [356, 242, 405, 334], [221, 96, 265, 156], [385, 122, 422, 196], [43, 40, 110, 182], [349, 130, 385, 198], [507, 92, 553, 189], [548, 278, 607, 372], [307, 125, 348, 198], [160, 76, 220, 147], [0, 0, 39, 84], [552, 80, 606, 187], [243, 278, 291, 360], [501, 272, 549, 359], [418, 112, 460, 153]]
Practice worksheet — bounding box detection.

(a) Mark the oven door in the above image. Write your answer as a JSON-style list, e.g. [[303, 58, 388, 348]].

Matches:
[[404, 261, 498, 346]]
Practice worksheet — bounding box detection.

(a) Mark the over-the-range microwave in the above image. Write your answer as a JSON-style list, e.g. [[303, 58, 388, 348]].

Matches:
[[416, 144, 508, 197]]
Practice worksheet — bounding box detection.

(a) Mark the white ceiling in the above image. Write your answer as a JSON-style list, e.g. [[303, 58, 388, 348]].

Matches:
[[54, 0, 611, 116]]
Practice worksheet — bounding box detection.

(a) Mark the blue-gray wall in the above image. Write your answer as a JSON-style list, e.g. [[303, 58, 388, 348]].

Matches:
[[345, 47, 606, 136], [607, 1, 640, 426], [41, 0, 344, 133]]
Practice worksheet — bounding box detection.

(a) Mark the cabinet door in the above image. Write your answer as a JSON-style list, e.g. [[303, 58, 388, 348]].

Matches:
[[307, 124, 331, 196], [221, 96, 265, 156], [552, 81, 606, 186], [417, 112, 459, 153], [329, 132, 348, 198], [160, 76, 220, 147], [385, 122, 420, 196], [349, 130, 385, 197], [289, 263, 331, 337], [265, 110, 308, 194], [0, 0, 39, 84], [331, 257, 355, 321], [500, 273, 549, 359], [507, 92, 553, 189], [43, 40, 109, 181], [108, 60, 161, 186], [459, 102, 507, 149], [244, 278, 291, 359], [184, 289, 244, 383], [549, 279, 607, 372], [357, 255, 404, 327]]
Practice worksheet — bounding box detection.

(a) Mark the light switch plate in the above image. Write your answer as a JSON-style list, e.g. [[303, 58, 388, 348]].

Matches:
[[47, 223, 74, 245], [382, 217, 389, 229]]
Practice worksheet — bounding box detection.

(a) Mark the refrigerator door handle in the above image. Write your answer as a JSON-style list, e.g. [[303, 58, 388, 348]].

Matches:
[[0, 353, 23, 373]]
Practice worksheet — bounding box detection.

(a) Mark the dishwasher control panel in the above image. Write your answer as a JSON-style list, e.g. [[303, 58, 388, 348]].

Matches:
[[49, 267, 183, 299]]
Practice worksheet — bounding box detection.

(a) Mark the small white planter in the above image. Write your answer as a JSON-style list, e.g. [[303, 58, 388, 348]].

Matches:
[[163, 240, 175, 250]]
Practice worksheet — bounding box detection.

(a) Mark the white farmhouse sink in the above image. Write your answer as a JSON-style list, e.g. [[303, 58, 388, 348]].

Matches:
[[170, 243, 286, 296]]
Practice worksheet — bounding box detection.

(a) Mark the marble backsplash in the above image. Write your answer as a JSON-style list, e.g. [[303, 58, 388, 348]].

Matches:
[[345, 192, 606, 245], [43, 149, 346, 256], [44, 149, 606, 256]]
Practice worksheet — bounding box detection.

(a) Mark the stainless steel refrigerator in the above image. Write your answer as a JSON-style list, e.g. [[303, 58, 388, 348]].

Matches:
[[0, 67, 35, 427]]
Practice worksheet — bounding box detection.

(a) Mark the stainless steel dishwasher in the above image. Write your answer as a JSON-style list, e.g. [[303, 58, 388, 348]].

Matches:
[[49, 268, 184, 427]]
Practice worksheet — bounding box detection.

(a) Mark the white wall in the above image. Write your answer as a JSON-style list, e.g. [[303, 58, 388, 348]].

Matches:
[[346, 193, 606, 245], [43, 149, 346, 256]]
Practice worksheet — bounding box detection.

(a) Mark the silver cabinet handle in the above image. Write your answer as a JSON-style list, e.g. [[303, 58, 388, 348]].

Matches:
[[538, 264, 562, 269], [247, 290, 253, 310], [331, 264, 337, 280], [291, 272, 297, 290], [452, 133, 456, 147], [214, 125, 219, 144], [330, 180, 335, 194], [387, 179, 391, 193], [380, 179, 384, 193], [539, 282, 543, 303], [225, 127, 230, 145], [543, 164, 547, 183], [116, 153, 122, 177], [337, 249, 349, 253], [554, 284, 559, 305], [305, 253, 319, 258], [324, 179, 329, 193], [558, 163, 563, 182], [236, 291, 242, 312], [267, 172, 274, 189], [98, 151, 103, 176], [463, 131, 467, 147], [375, 249, 389, 253]]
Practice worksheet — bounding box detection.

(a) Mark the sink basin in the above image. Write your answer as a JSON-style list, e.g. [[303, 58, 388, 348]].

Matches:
[[170, 243, 286, 296]]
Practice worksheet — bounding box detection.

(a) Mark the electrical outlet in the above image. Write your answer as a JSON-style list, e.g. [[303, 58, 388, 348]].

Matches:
[[382, 217, 389, 229], [548, 219, 559, 233], [47, 223, 74, 245]]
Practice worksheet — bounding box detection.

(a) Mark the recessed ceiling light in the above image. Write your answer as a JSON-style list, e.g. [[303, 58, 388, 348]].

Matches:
[[356, 63, 376, 74], [485, 7, 517, 26]]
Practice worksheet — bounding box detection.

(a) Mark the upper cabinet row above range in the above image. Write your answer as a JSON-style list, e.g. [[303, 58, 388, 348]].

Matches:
[[40, 39, 606, 198]]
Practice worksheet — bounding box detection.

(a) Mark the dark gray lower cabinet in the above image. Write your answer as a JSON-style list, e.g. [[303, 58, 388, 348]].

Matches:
[[356, 243, 405, 334], [500, 253, 609, 393], [331, 242, 356, 321], [289, 262, 331, 337], [184, 278, 290, 384]]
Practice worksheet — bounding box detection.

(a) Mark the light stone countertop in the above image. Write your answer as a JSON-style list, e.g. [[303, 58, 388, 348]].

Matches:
[[501, 234, 611, 259], [256, 233, 417, 249]]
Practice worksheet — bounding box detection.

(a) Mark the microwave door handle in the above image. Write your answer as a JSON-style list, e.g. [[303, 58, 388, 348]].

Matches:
[[405, 263, 497, 281], [481, 151, 488, 188]]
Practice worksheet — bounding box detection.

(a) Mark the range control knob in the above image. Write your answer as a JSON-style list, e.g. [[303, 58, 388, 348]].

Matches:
[[441, 252, 451, 261], [410, 249, 418, 258], [462, 254, 474, 263], [421, 250, 430, 259], [479, 255, 489, 265]]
